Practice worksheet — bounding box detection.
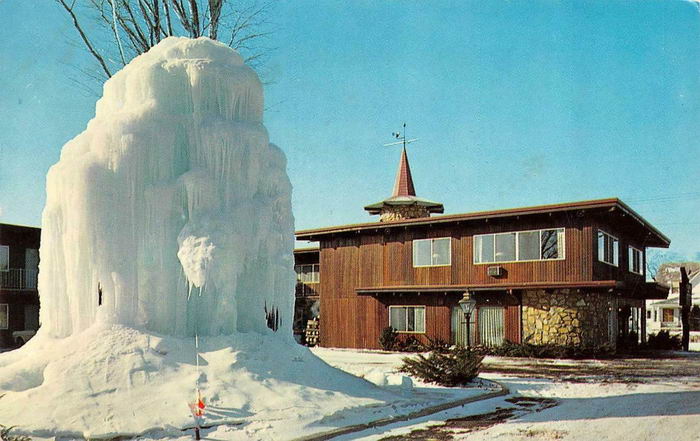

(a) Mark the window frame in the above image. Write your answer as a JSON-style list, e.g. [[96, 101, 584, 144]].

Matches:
[[295, 264, 320, 283], [0, 304, 7, 330], [388, 305, 426, 334], [413, 237, 452, 268], [473, 228, 566, 265], [597, 230, 619, 267], [0, 245, 8, 272], [628, 246, 643, 275]]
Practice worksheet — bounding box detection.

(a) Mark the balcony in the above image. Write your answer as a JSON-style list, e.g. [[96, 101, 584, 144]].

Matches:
[[0, 269, 38, 291]]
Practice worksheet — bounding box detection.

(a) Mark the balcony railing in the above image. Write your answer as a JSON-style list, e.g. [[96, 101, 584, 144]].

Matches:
[[0, 269, 38, 291]]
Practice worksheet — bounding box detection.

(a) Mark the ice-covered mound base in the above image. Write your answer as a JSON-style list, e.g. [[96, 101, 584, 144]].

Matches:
[[0, 326, 413, 439]]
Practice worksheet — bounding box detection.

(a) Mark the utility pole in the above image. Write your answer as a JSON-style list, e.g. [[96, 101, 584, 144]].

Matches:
[[680, 267, 691, 351]]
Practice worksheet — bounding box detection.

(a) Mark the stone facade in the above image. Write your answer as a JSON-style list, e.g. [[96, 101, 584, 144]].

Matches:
[[522, 289, 615, 347], [380, 205, 430, 222]]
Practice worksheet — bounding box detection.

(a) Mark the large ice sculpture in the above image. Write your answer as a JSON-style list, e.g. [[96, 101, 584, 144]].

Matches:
[[39, 37, 294, 339]]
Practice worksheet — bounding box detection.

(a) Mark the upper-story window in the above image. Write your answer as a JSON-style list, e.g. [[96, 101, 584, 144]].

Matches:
[[413, 238, 451, 267], [628, 246, 643, 275], [295, 264, 319, 283], [597, 230, 619, 267], [0, 246, 8, 272], [473, 228, 565, 264]]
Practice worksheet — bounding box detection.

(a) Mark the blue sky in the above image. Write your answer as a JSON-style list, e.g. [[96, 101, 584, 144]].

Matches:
[[0, 0, 699, 259]]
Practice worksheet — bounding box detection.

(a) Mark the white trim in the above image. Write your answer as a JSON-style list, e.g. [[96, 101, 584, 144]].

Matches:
[[389, 305, 426, 333], [473, 227, 566, 265], [597, 230, 619, 267], [0, 304, 8, 330], [413, 237, 452, 268]]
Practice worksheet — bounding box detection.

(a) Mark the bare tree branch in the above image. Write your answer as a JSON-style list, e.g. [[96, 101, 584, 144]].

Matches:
[[56, 0, 113, 78], [57, 0, 276, 88]]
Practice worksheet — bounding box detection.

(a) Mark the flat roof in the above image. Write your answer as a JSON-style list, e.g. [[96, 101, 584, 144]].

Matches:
[[296, 198, 670, 247]]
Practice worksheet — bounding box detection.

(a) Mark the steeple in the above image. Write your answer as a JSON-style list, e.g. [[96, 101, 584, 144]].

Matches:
[[392, 147, 416, 197], [364, 128, 444, 222]]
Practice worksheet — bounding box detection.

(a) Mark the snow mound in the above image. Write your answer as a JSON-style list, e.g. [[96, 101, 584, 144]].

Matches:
[[0, 324, 400, 438]]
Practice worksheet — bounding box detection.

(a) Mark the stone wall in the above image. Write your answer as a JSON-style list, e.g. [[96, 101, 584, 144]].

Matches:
[[380, 205, 430, 222], [522, 289, 615, 347]]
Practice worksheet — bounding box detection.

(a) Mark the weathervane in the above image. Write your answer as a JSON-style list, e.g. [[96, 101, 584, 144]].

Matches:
[[383, 122, 418, 149]]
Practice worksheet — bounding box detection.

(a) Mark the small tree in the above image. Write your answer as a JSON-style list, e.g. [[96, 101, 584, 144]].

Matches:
[[398, 347, 483, 387]]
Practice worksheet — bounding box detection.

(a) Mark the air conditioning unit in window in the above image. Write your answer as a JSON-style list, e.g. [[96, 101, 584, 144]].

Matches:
[[487, 266, 504, 277]]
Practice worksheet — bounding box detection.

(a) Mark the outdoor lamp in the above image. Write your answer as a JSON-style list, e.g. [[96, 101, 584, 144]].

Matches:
[[458, 293, 477, 347]]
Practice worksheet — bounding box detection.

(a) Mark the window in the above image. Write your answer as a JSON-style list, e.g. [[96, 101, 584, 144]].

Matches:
[[0, 304, 7, 330], [473, 228, 565, 264], [295, 264, 319, 283], [646, 310, 652, 320], [662, 308, 674, 323], [628, 246, 643, 275], [389, 306, 426, 333], [413, 238, 451, 267], [597, 230, 619, 266], [0, 246, 8, 272]]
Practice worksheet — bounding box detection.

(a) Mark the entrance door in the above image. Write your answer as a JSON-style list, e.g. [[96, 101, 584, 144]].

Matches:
[[479, 307, 505, 347], [451, 307, 475, 347]]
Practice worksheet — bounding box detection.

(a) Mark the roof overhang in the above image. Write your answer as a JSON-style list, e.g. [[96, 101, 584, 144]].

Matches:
[[297, 198, 670, 247], [356, 280, 621, 295], [639, 282, 671, 300]]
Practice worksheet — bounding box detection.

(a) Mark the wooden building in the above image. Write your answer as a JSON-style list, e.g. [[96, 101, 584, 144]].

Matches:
[[0, 223, 40, 347], [294, 147, 670, 350]]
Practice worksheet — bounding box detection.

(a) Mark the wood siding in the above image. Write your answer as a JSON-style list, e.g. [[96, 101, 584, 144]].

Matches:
[[318, 213, 594, 348]]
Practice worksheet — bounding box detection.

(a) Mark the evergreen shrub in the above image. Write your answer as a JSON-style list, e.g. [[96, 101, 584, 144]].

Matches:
[[398, 346, 483, 386]]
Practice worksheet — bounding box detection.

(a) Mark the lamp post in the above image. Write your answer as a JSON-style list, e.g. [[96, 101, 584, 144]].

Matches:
[[458, 293, 477, 348]]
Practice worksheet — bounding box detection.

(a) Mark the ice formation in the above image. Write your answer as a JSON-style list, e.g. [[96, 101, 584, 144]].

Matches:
[[0, 38, 441, 439], [39, 37, 295, 338]]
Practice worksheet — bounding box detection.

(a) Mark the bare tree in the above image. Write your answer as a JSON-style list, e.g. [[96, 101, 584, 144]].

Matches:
[[56, 0, 274, 81]]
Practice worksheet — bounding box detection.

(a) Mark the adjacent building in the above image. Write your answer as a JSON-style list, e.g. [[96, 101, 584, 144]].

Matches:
[[294, 148, 670, 350], [0, 223, 41, 347], [646, 264, 699, 335]]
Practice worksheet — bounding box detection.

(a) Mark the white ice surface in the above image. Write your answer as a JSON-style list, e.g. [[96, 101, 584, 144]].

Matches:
[[38, 36, 294, 338]]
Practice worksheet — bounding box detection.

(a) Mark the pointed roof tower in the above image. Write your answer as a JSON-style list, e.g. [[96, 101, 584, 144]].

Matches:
[[365, 137, 443, 222], [392, 147, 416, 197]]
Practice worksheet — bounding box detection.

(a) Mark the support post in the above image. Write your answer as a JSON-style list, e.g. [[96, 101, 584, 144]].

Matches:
[[680, 267, 691, 351], [465, 312, 471, 348]]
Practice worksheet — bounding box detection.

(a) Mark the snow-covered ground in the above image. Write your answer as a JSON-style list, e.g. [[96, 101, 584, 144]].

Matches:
[[318, 350, 700, 441]]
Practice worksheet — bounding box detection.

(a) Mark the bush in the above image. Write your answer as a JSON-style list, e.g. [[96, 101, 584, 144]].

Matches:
[[395, 335, 424, 352], [483, 340, 615, 359], [398, 346, 483, 386], [379, 326, 398, 351], [646, 330, 682, 350], [424, 336, 451, 353]]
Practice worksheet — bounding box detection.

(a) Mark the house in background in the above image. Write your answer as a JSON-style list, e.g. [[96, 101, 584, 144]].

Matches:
[[0, 223, 41, 347], [646, 264, 700, 335], [294, 148, 670, 350]]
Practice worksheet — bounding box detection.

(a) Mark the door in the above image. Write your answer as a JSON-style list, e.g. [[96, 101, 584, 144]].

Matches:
[[451, 307, 475, 347], [478, 307, 505, 347]]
